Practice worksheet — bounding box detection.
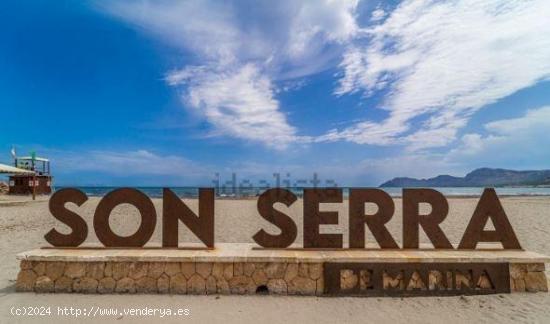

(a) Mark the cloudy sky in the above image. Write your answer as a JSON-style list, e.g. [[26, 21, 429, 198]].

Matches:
[[2, 0, 550, 186]]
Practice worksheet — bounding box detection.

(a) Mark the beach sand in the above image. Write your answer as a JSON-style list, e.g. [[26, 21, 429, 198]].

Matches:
[[1, 196, 550, 323]]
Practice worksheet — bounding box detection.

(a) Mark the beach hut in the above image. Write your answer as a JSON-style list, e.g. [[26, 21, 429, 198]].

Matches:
[[2, 155, 53, 196], [0, 163, 33, 194]]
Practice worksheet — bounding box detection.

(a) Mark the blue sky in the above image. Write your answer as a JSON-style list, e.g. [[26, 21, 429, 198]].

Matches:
[[1, 0, 550, 186]]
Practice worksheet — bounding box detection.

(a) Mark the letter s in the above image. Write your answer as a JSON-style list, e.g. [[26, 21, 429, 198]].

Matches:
[[45, 188, 88, 247], [253, 188, 297, 248]]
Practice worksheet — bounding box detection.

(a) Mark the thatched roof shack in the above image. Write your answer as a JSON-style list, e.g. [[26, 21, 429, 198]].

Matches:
[[0, 163, 35, 175], [1, 159, 53, 196]]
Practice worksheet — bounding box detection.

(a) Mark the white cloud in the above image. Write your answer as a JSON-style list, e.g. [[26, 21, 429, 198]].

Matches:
[[447, 106, 550, 169], [55, 149, 207, 176], [287, 0, 358, 59], [328, 104, 550, 182], [316, 118, 407, 145], [331, 0, 550, 150], [100, 1, 240, 63], [168, 64, 299, 149], [99, 0, 550, 154], [99, 0, 359, 148], [370, 8, 386, 22]]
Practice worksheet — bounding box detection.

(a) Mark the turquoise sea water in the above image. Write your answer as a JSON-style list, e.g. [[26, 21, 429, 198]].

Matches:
[[57, 186, 550, 198]]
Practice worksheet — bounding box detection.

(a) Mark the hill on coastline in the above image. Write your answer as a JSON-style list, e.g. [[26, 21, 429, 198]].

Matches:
[[380, 168, 550, 187]]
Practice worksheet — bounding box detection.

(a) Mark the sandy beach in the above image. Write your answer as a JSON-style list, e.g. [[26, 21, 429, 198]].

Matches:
[[1, 195, 550, 323]]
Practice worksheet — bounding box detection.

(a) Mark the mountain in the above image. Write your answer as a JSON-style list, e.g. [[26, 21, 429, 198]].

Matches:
[[380, 168, 550, 187]]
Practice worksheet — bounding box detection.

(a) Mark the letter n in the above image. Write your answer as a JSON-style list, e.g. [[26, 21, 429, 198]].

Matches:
[[163, 188, 214, 248]]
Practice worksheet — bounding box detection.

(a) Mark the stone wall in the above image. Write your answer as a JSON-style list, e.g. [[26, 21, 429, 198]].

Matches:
[[510, 263, 548, 292], [0, 181, 8, 194], [16, 261, 547, 295], [16, 261, 324, 295]]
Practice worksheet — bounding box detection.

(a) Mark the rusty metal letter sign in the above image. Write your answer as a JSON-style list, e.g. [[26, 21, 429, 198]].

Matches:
[[45, 188, 214, 248], [94, 188, 156, 247], [46, 187, 521, 249], [45, 188, 88, 247], [303, 188, 343, 248], [163, 188, 214, 248], [402, 188, 453, 249], [458, 188, 522, 249], [323, 262, 511, 296], [349, 189, 398, 249], [253, 188, 298, 248], [253, 188, 521, 250]]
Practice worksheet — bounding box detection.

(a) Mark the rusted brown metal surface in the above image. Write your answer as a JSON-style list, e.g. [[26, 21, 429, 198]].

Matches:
[[163, 188, 215, 248], [324, 262, 510, 296], [349, 188, 399, 249], [253, 188, 298, 248], [94, 188, 157, 247], [403, 189, 453, 249], [459, 188, 522, 250], [45, 188, 89, 247], [303, 188, 343, 248], [45, 186, 523, 250]]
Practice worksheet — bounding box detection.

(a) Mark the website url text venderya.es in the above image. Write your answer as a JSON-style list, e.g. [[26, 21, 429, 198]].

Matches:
[[10, 306, 190, 318]]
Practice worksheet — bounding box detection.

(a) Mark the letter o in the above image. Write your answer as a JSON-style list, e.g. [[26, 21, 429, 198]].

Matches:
[[94, 188, 156, 247]]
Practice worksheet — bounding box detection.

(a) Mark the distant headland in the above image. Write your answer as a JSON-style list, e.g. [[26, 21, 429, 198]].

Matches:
[[380, 168, 550, 188]]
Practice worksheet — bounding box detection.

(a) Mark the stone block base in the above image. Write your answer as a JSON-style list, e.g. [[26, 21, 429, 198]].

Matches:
[[15, 244, 550, 295], [510, 263, 548, 292], [17, 260, 323, 295]]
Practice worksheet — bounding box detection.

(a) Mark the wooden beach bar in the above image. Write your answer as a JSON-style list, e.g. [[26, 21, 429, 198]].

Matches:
[[6, 155, 52, 196]]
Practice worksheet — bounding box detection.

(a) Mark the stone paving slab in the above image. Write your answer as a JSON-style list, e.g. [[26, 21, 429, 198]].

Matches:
[[17, 243, 550, 264]]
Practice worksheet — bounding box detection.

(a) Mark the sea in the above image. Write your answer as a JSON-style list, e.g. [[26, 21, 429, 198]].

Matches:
[[56, 186, 550, 198]]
